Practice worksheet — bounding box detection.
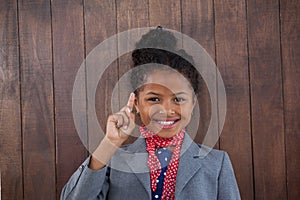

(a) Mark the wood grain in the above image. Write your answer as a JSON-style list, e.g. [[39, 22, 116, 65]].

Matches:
[[149, 0, 181, 31], [214, 0, 254, 199], [247, 0, 287, 199], [0, 0, 23, 199], [280, 0, 300, 199], [84, 0, 118, 152], [51, 0, 87, 199], [182, 0, 215, 57], [18, 0, 55, 199]]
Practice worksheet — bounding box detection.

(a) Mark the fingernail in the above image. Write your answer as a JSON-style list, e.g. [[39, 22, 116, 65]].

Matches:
[[126, 107, 131, 113], [123, 125, 128, 130]]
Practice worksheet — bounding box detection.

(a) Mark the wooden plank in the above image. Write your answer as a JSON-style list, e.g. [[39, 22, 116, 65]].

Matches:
[[117, 0, 149, 33], [182, 0, 215, 57], [51, 0, 87, 199], [149, 0, 181, 31], [116, 0, 149, 144], [214, 0, 254, 199], [247, 0, 287, 199], [0, 0, 23, 199], [181, 0, 217, 148], [84, 0, 118, 152], [18, 0, 55, 199], [280, 0, 300, 199]]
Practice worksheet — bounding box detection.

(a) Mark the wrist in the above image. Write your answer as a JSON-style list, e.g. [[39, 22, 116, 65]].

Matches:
[[104, 135, 125, 147], [89, 137, 121, 170]]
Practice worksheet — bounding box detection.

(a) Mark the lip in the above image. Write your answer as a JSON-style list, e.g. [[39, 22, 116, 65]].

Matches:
[[152, 118, 181, 129]]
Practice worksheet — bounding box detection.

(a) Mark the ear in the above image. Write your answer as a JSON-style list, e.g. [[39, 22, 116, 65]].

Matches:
[[192, 95, 197, 110]]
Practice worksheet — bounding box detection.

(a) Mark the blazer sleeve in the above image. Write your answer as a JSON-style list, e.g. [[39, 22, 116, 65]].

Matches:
[[60, 156, 110, 200], [217, 152, 241, 200]]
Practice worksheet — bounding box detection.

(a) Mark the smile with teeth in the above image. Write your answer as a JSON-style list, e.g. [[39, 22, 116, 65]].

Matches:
[[157, 120, 175, 125], [151, 118, 180, 130]]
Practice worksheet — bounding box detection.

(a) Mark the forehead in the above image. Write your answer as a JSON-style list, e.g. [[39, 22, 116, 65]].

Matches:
[[142, 70, 194, 94]]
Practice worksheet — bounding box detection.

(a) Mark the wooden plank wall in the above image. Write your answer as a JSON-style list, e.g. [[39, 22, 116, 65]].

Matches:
[[0, 0, 299, 199]]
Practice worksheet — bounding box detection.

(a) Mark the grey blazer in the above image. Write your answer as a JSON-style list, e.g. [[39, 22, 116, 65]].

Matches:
[[60, 134, 240, 200]]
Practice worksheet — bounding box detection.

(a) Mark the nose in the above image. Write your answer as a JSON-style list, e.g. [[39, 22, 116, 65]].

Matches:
[[159, 101, 176, 115]]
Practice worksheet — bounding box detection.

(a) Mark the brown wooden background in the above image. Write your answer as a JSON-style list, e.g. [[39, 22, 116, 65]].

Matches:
[[0, 0, 299, 199]]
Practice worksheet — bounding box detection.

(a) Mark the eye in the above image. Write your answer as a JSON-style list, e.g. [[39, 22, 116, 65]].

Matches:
[[147, 97, 160, 102], [174, 97, 186, 103]]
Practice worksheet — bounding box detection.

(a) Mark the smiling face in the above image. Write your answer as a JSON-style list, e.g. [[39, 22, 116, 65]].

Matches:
[[134, 69, 196, 138]]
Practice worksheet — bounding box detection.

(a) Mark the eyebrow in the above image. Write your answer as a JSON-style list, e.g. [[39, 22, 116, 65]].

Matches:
[[174, 92, 188, 95], [145, 91, 188, 96], [145, 92, 161, 96]]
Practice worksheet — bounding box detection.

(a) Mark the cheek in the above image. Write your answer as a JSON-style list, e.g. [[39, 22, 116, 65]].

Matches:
[[180, 104, 194, 117], [136, 100, 158, 125], [137, 103, 152, 121]]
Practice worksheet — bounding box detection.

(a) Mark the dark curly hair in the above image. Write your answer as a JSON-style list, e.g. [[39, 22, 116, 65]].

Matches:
[[130, 27, 202, 96]]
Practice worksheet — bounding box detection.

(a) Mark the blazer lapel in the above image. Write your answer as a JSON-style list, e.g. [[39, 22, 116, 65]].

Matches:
[[175, 134, 203, 197], [123, 137, 152, 198]]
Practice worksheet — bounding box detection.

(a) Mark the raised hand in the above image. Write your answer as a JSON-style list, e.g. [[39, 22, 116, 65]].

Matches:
[[105, 92, 136, 146], [89, 93, 136, 170]]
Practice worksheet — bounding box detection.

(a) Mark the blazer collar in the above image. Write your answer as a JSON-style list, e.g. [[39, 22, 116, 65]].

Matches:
[[175, 134, 203, 197], [123, 133, 204, 198]]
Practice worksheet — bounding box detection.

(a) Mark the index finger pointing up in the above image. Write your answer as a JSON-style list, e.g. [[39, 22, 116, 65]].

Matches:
[[127, 92, 135, 111]]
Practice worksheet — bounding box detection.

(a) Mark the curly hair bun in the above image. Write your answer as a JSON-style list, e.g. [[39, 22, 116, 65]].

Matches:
[[135, 26, 177, 50]]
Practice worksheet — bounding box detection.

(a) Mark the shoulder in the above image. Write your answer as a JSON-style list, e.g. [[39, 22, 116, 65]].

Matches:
[[182, 133, 226, 161], [195, 144, 231, 173], [198, 144, 227, 160]]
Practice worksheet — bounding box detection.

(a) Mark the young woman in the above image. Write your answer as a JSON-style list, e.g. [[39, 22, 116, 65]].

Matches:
[[61, 27, 240, 200]]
